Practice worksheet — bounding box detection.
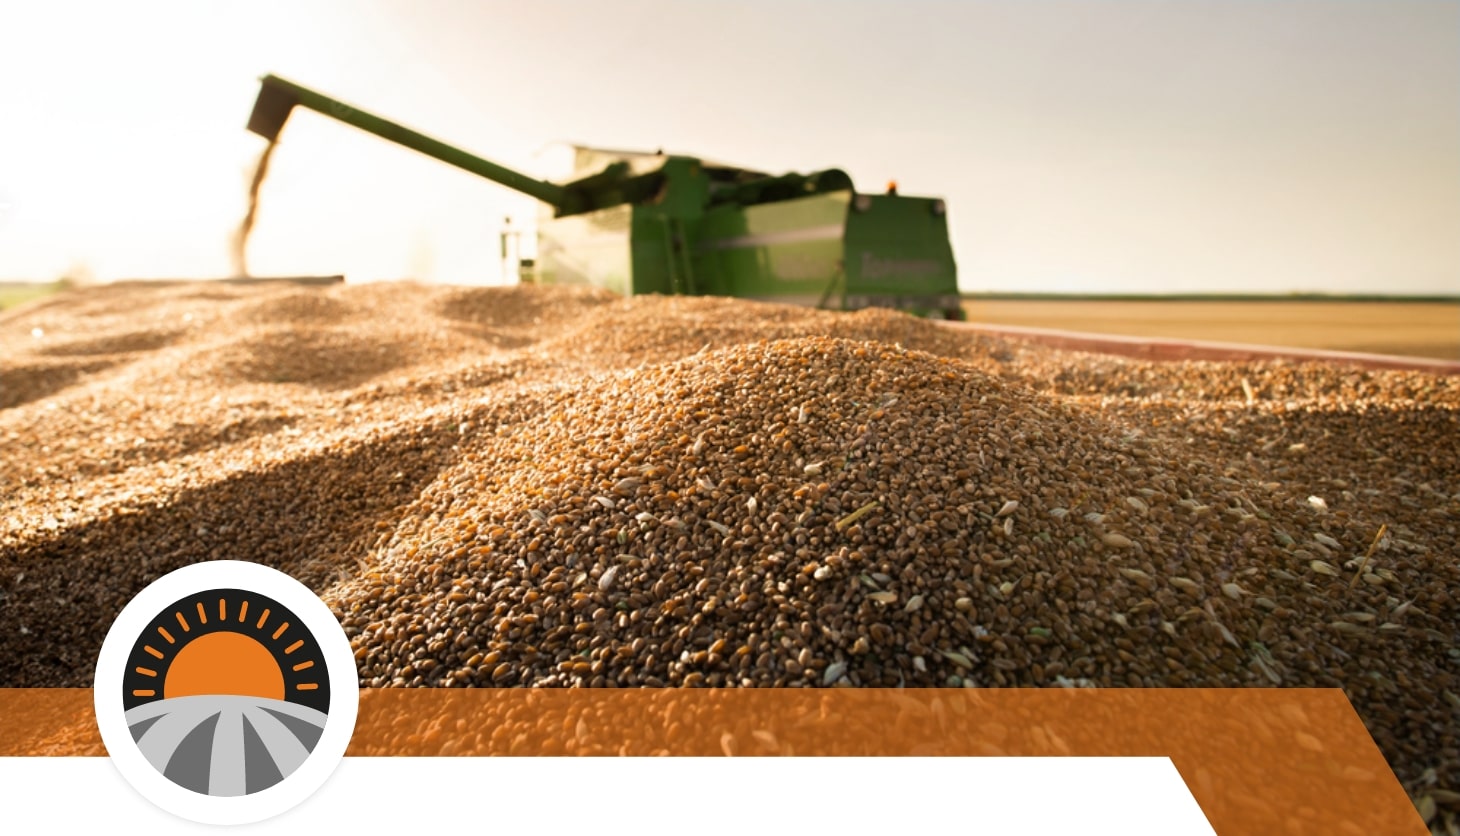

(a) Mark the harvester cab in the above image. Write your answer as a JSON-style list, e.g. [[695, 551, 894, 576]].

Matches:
[[246, 74, 964, 320]]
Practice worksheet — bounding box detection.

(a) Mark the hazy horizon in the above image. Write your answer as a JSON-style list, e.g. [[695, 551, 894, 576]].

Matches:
[[0, 0, 1456, 296]]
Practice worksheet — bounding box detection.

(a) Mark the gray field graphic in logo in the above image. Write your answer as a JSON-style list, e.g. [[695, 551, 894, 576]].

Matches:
[[124, 694, 327, 797], [123, 691, 328, 793]]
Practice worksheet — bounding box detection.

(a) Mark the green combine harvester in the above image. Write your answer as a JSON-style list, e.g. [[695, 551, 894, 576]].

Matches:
[[247, 75, 964, 319]]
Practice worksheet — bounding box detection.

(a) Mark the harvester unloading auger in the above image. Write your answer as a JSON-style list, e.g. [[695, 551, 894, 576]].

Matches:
[[247, 74, 965, 319]]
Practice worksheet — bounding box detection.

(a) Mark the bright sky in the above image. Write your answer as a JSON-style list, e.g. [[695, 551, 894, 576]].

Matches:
[[0, 0, 1456, 294]]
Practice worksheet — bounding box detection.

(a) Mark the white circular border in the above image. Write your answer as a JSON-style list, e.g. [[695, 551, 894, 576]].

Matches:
[[93, 561, 359, 826]]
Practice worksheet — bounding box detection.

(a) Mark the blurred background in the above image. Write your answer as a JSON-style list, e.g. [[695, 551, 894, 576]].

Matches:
[[0, 0, 1455, 302]]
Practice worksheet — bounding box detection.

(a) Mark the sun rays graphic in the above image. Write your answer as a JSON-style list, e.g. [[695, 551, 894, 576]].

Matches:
[[120, 589, 331, 797]]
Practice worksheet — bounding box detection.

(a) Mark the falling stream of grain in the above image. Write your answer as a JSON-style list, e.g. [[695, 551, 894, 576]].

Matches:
[[232, 138, 279, 278]]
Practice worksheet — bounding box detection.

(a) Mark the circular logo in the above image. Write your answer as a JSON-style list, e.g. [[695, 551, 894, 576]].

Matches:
[[94, 561, 359, 825]]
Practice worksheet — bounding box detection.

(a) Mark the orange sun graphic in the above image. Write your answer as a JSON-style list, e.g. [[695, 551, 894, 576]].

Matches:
[[123, 589, 326, 713]]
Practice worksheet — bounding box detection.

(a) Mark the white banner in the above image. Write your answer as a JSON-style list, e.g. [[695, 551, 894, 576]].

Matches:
[[2, 757, 1214, 834]]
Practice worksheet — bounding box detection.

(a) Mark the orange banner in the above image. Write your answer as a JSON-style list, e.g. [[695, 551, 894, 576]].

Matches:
[[0, 687, 1424, 834]]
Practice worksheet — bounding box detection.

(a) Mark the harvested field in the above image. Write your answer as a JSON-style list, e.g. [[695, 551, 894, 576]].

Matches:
[[2, 281, 1459, 820], [965, 299, 1460, 360]]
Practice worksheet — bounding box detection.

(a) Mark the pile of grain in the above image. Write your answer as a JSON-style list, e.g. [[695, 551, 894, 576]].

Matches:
[[1, 281, 1457, 825]]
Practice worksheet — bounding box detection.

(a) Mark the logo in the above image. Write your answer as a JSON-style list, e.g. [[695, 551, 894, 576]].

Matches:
[[94, 561, 359, 825]]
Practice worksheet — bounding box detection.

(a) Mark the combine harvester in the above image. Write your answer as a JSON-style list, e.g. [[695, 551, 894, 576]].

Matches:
[[244, 75, 1458, 375], [246, 75, 964, 320]]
